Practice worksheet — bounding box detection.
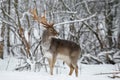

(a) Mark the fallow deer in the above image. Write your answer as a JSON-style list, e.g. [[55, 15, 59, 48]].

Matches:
[[30, 8, 81, 77]]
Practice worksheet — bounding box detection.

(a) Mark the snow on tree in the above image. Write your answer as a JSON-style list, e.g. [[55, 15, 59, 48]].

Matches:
[[0, 0, 120, 72]]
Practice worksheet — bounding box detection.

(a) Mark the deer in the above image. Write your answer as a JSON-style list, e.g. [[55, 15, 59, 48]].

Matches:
[[30, 8, 81, 77]]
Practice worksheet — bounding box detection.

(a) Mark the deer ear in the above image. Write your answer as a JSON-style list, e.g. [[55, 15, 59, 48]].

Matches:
[[49, 23, 54, 27]]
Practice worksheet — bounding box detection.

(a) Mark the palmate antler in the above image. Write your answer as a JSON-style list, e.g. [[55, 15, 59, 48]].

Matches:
[[30, 8, 54, 28]]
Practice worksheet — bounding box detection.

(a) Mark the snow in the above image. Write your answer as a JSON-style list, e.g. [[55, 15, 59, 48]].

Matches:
[[0, 65, 119, 80], [0, 37, 3, 41], [0, 57, 120, 80]]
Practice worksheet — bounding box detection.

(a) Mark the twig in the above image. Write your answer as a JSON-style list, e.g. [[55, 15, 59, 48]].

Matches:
[[1, 7, 18, 27], [108, 75, 120, 79], [15, 63, 29, 71], [32, 38, 42, 55], [53, 11, 77, 14]]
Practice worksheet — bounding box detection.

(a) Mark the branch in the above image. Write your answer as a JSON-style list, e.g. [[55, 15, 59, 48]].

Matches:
[[11, 44, 23, 56], [2, 19, 16, 28], [95, 71, 120, 75], [60, 0, 71, 11], [20, 11, 31, 24], [32, 39, 42, 55], [108, 75, 120, 79], [1, 8, 18, 27], [84, 1, 92, 14], [54, 13, 97, 26], [15, 63, 29, 71], [83, 22, 104, 49], [9, 27, 22, 41], [53, 11, 77, 14], [71, 1, 85, 9]]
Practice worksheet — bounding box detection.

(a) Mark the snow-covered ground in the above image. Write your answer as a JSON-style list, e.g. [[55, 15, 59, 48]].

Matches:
[[0, 57, 120, 80]]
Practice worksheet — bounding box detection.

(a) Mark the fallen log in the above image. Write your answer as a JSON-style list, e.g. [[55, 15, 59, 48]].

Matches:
[[95, 71, 120, 75]]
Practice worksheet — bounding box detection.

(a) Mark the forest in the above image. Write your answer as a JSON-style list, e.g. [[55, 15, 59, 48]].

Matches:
[[0, 0, 120, 80]]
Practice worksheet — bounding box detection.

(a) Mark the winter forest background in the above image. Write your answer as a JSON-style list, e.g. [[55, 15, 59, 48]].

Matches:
[[0, 0, 120, 79]]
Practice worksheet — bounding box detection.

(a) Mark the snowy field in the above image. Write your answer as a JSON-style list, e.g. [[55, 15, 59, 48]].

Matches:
[[0, 57, 120, 80]]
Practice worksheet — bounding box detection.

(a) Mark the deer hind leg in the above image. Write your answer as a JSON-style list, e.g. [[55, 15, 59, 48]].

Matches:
[[75, 65, 78, 77], [68, 64, 74, 76], [68, 63, 78, 77], [48, 58, 56, 75], [71, 62, 79, 77]]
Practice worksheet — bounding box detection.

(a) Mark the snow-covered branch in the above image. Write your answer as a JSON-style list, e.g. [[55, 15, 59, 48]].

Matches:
[[1, 8, 18, 27], [54, 13, 97, 27], [53, 11, 77, 14], [84, 1, 92, 14]]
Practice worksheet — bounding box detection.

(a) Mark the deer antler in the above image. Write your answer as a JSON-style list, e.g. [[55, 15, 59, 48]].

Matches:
[[30, 8, 39, 21], [30, 8, 54, 28]]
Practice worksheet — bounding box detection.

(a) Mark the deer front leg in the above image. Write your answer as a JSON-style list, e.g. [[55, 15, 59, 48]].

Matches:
[[48, 58, 56, 75], [48, 58, 53, 75]]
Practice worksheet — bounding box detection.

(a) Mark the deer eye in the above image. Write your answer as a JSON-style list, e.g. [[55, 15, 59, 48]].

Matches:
[[49, 28, 53, 32]]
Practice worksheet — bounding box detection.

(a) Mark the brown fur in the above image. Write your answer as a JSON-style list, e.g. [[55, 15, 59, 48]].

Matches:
[[49, 38, 80, 57]]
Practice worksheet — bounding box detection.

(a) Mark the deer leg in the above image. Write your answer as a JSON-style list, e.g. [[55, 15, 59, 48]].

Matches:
[[48, 57, 56, 75], [69, 64, 74, 76], [71, 62, 79, 77], [75, 65, 78, 77], [51, 57, 56, 75], [48, 58, 53, 75]]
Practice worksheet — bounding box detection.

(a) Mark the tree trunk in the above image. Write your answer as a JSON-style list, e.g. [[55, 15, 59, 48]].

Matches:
[[7, 0, 11, 55], [105, 1, 114, 48], [1, 0, 10, 58], [117, 27, 120, 49]]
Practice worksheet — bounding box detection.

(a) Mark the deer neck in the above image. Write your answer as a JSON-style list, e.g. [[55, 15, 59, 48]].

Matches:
[[41, 31, 53, 50]]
